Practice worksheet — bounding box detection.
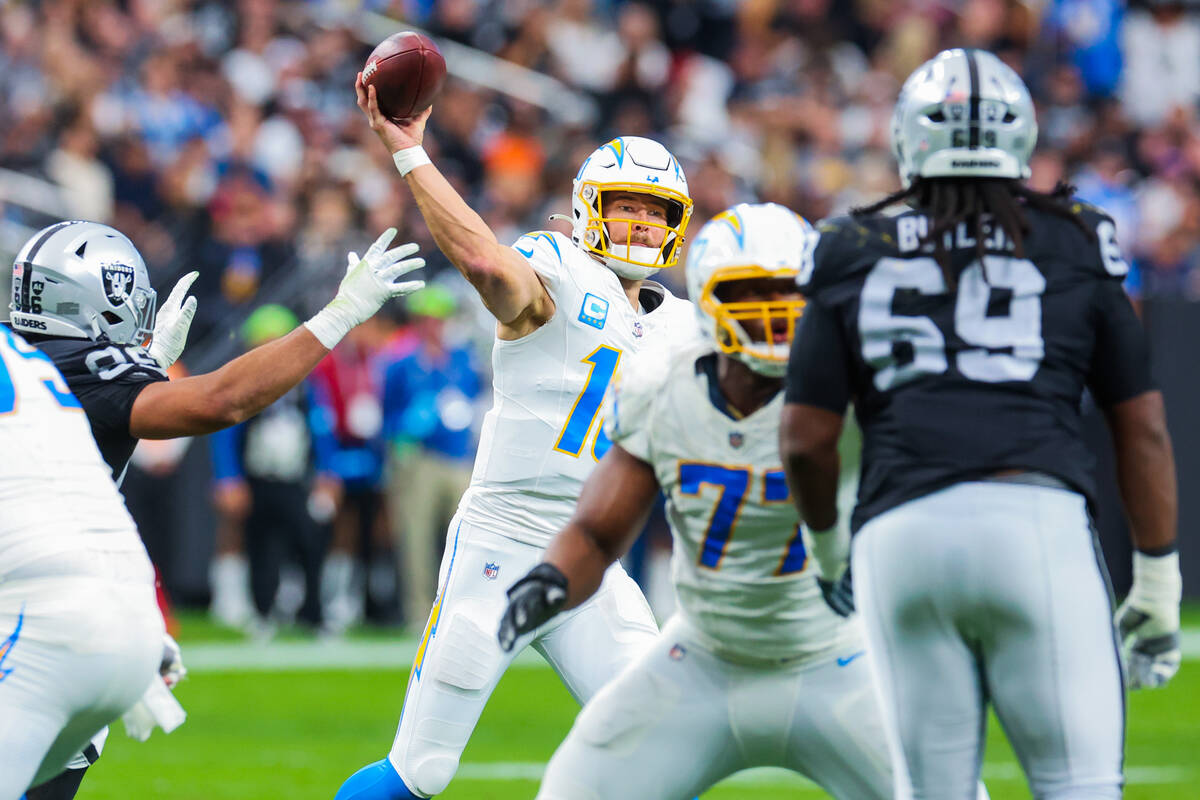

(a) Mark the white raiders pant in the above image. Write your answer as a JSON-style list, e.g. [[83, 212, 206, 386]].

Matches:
[[854, 481, 1124, 800], [0, 575, 163, 800], [536, 614, 895, 800], [386, 514, 659, 797]]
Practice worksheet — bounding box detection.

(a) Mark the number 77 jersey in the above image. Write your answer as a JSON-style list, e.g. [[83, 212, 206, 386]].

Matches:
[[458, 230, 694, 546], [603, 335, 861, 665], [791, 202, 1155, 533]]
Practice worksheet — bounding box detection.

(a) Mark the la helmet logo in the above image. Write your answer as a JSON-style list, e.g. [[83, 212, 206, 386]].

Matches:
[[101, 261, 135, 307]]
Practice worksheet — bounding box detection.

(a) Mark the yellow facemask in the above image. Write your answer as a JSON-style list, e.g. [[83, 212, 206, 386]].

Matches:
[[577, 181, 694, 270]]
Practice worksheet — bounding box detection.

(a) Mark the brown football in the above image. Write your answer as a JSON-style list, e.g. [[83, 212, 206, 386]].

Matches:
[[362, 32, 447, 122]]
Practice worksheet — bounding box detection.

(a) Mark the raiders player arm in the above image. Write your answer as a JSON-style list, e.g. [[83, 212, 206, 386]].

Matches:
[[128, 327, 330, 438], [1089, 281, 1177, 553], [1090, 278, 1182, 688], [779, 299, 851, 533], [356, 79, 553, 334], [498, 445, 659, 651]]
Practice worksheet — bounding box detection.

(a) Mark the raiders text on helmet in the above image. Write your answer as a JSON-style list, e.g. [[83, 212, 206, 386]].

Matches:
[[571, 136, 694, 280], [891, 48, 1037, 186], [7, 221, 157, 346], [686, 203, 810, 377]]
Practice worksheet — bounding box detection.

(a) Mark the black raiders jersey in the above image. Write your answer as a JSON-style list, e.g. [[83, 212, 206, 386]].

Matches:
[[785, 201, 1154, 531], [26, 336, 167, 480]]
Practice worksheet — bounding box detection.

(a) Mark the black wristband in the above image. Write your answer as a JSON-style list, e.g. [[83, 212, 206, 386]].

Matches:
[[1136, 543, 1179, 557]]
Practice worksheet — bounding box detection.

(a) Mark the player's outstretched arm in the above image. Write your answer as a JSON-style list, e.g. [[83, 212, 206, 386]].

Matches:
[[497, 445, 659, 651], [1106, 389, 1182, 689], [779, 403, 843, 532], [129, 229, 424, 439], [356, 76, 551, 334]]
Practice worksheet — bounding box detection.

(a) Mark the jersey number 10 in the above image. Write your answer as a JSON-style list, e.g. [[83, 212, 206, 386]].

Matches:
[[555, 346, 620, 461]]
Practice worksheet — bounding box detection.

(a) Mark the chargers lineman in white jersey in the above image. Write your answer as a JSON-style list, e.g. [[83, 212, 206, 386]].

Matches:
[[497, 204, 902, 799], [0, 324, 164, 800], [337, 77, 696, 798]]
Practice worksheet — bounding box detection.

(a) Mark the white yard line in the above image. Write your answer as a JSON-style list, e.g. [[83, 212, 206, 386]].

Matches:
[[452, 762, 1192, 786], [184, 629, 1200, 673]]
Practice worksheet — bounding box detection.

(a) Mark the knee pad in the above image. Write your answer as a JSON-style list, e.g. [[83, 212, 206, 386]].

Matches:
[[429, 602, 501, 693]]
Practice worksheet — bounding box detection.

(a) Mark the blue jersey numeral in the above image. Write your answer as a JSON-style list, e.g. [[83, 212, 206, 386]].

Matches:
[[679, 463, 808, 575], [555, 345, 621, 459], [0, 327, 82, 413]]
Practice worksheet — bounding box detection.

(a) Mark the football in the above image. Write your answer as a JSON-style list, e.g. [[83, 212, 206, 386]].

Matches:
[[362, 31, 447, 122]]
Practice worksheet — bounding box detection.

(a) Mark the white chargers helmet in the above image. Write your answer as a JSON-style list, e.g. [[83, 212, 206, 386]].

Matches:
[[571, 136, 694, 280], [892, 48, 1037, 187], [7, 220, 157, 345], [686, 203, 810, 377]]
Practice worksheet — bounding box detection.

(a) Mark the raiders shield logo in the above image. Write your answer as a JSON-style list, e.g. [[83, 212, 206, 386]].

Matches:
[[101, 261, 135, 307]]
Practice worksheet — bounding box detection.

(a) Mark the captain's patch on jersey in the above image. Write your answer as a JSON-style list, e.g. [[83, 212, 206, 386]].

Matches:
[[578, 293, 609, 330]]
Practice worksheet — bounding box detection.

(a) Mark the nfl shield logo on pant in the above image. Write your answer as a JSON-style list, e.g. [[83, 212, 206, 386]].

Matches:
[[483, 562, 500, 580]]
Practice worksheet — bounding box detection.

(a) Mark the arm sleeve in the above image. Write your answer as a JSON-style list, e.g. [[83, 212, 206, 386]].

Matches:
[[784, 298, 853, 413], [1087, 279, 1156, 406], [209, 423, 245, 482]]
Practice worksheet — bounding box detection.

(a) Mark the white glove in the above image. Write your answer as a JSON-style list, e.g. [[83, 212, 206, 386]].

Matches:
[[1115, 550, 1182, 690], [801, 523, 849, 582], [160, 632, 186, 688], [122, 678, 186, 741], [122, 633, 188, 741], [303, 228, 425, 349], [148, 271, 199, 368]]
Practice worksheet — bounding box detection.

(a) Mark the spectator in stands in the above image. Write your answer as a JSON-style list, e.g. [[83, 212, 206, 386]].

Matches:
[[382, 286, 484, 629], [209, 305, 340, 636], [311, 315, 398, 630]]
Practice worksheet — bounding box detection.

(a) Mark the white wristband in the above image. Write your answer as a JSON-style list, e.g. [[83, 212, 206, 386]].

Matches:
[[393, 146, 431, 177], [303, 306, 353, 350], [801, 524, 849, 582], [1131, 550, 1182, 606]]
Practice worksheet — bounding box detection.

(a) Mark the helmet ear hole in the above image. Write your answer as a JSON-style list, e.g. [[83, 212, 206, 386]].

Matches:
[[102, 311, 122, 325], [926, 110, 946, 123]]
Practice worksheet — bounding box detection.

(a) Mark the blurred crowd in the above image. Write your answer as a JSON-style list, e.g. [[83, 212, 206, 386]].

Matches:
[[3, 0, 1200, 631]]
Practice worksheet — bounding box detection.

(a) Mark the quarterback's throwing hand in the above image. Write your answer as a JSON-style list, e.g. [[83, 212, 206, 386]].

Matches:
[[148, 271, 199, 368], [1116, 551, 1183, 689], [497, 563, 569, 652]]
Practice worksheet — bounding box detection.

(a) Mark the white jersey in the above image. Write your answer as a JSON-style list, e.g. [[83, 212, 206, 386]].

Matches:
[[458, 230, 694, 546], [604, 334, 861, 664], [0, 325, 152, 583]]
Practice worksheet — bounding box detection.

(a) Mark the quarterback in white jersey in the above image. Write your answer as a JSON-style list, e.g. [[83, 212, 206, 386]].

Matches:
[[496, 204, 899, 799], [0, 324, 164, 800], [338, 80, 694, 799]]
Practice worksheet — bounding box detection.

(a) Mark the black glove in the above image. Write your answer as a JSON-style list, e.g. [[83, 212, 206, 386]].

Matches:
[[497, 563, 569, 652], [819, 563, 854, 618]]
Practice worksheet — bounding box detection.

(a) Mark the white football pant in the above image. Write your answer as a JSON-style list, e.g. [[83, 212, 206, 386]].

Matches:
[[536, 614, 893, 799], [387, 515, 658, 797], [0, 576, 163, 800], [854, 481, 1124, 800]]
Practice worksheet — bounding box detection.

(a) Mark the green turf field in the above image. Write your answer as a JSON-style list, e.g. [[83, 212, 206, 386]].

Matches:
[[75, 611, 1200, 800]]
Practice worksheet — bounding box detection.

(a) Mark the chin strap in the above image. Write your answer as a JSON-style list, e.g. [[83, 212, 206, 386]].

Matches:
[[547, 213, 572, 224]]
